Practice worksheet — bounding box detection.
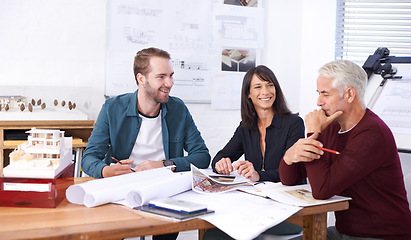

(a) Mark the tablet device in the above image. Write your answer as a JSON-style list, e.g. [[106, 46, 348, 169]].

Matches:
[[134, 205, 214, 221], [148, 198, 207, 214]]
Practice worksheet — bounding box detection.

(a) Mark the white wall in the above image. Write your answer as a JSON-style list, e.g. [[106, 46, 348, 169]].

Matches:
[[299, 0, 337, 118], [0, 0, 336, 158], [263, 0, 303, 114], [0, 0, 107, 118]]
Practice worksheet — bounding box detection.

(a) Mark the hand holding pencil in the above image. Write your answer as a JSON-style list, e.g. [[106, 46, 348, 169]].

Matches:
[[101, 157, 136, 177], [315, 146, 340, 155], [283, 132, 339, 165], [112, 157, 136, 172]]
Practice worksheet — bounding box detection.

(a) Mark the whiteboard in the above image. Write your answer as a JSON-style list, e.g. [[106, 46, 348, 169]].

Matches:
[[105, 0, 264, 106]]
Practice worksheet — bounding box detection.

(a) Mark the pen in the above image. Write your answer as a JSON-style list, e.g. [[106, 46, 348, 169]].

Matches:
[[316, 146, 340, 155], [111, 157, 136, 172]]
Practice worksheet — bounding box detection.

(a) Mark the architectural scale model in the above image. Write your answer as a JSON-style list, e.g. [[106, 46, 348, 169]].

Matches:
[[0, 97, 86, 120], [3, 127, 73, 178], [0, 96, 77, 112], [0, 96, 26, 111]]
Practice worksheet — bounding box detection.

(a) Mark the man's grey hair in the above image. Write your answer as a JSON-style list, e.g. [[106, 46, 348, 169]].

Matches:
[[318, 60, 367, 109]]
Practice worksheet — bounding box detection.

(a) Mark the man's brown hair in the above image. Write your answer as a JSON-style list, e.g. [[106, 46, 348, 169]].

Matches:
[[133, 47, 171, 84]]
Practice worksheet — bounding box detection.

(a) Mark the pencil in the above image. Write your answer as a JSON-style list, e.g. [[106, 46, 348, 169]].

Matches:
[[111, 157, 136, 172], [316, 146, 340, 155]]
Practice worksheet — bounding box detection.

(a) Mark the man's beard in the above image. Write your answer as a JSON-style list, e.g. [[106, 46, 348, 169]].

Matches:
[[145, 81, 170, 104]]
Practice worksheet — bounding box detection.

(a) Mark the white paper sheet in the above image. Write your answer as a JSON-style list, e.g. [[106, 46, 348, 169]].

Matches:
[[172, 190, 301, 240]]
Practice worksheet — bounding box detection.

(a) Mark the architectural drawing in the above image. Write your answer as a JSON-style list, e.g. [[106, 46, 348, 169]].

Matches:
[[372, 78, 411, 134]]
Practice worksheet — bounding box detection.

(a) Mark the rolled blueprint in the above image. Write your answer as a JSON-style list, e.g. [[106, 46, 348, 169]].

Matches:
[[66, 167, 183, 207], [125, 171, 191, 207]]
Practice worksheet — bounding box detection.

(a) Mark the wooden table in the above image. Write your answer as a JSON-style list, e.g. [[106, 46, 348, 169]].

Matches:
[[0, 178, 349, 240], [286, 202, 348, 239]]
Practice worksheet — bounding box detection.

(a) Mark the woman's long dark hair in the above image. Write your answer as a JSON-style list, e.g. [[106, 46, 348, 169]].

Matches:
[[240, 65, 291, 130]]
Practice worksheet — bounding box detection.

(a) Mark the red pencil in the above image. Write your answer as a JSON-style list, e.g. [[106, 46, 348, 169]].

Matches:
[[316, 146, 340, 155], [111, 157, 136, 172]]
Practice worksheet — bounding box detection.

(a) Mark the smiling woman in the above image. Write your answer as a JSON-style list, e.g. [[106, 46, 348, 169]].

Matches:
[[206, 65, 305, 238], [240, 65, 293, 130], [248, 75, 276, 113], [212, 65, 304, 182]]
